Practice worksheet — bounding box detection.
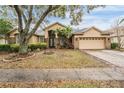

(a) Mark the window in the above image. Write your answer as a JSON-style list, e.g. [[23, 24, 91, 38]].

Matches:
[[40, 36, 45, 42]]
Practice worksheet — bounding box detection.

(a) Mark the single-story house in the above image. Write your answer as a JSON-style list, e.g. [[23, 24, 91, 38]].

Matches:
[[106, 26, 124, 48], [72, 27, 111, 49], [0, 22, 111, 49]]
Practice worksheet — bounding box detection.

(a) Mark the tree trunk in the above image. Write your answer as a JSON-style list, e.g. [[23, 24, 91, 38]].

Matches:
[[117, 29, 121, 50], [19, 32, 28, 55], [19, 42, 28, 55]]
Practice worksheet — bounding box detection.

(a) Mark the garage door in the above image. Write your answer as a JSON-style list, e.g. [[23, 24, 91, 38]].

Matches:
[[79, 38, 105, 49]]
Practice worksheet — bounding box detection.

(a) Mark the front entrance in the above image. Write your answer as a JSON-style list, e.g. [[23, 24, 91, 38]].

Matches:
[[48, 30, 55, 48]]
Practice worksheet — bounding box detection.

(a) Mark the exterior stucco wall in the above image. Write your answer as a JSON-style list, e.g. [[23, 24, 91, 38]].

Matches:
[[28, 35, 39, 44], [73, 36, 79, 49], [0, 38, 6, 44]]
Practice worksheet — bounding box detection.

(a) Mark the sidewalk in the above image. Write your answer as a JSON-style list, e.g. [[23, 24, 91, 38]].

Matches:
[[0, 68, 124, 82]]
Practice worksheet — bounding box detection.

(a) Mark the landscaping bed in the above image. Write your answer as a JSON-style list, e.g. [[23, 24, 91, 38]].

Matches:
[[0, 49, 110, 69], [0, 80, 123, 88]]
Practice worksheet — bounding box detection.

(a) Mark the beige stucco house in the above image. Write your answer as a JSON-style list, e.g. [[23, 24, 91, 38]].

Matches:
[[72, 27, 111, 49], [44, 23, 111, 49], [6, 28, 44, 44], [0, 22, 111, 49]]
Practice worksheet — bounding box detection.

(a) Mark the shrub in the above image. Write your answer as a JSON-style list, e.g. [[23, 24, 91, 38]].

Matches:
[[10, 44, 19, 52], [0, 43, 47, 52], [28, 43, 47, 51], [111, 43, 118, 49], [0, 44, 10, 52]]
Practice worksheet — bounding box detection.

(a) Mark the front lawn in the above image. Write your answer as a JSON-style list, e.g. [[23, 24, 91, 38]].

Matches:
[[0, 80, 123, 88], [0, 49, 110, 69]]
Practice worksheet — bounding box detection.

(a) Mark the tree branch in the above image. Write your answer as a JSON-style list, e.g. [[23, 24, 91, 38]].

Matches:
[[22, 13, 27, 24], [24, 5, 33, 34], [27, 5, 60, 40], [14, 5, 23, 32]]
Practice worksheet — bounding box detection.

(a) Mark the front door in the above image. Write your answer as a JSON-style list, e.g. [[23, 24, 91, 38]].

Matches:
[[48, 30, 55, 48], [49, 38, 55, 48]]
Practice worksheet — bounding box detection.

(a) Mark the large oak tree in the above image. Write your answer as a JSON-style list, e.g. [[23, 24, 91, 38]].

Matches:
[[1, 5, 104, 55]]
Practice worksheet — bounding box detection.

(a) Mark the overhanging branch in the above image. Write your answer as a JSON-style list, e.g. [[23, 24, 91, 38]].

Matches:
[[27, 5, 60, 40]]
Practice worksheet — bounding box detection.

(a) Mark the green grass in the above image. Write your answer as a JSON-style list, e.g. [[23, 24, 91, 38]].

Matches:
[[0, 49, 110, 69]]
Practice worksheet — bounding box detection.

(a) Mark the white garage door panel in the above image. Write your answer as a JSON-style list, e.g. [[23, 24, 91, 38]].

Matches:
[[79, 39, 105, 49]]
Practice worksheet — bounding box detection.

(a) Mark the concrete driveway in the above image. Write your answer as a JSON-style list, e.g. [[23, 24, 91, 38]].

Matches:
[[83, 50, 124, 68]]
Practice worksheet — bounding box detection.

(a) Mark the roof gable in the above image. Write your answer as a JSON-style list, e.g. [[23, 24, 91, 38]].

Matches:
[[44, 22, 66, 30], [83, 27, 102, 37]]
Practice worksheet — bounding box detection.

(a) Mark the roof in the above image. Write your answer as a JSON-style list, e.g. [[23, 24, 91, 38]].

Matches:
[[73, 26, 110, 35], [6, 28, 18, 34], [43, 22, 66, 30], [7, 28, 44, 37]]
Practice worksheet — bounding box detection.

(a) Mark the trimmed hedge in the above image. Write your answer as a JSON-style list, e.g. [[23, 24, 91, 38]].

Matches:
[[0, 43, 47, 52], [0, 44, 10, 51], [111, 43, 118, 49], [10, 44, 20, 52], [28, 43, 47, 51]]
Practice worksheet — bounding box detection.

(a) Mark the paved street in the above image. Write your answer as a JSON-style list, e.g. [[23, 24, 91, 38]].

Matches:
[[83, 50, 124, 68]]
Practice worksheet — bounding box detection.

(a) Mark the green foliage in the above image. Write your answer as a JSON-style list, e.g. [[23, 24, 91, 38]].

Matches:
[[0, 44, 10, 51], [0, 19, 13, 34], [111, 43, 118, 49], [28, 43, 47, 51], [54, 26, 72, 38], [10, 44, 19, 52], [0, 43, 47, 52]]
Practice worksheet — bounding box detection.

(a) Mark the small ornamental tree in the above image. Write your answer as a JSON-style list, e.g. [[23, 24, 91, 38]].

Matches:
[[0, 19, 13, 35], [54, 26, 72, 48]]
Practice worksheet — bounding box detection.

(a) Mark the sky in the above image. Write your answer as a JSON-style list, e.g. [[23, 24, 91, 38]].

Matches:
[[47, 5, 124, 31]]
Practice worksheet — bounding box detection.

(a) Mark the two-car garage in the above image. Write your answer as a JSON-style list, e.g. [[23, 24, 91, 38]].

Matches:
[[78, 37, 105, 49], [73, 27, 110, 49]]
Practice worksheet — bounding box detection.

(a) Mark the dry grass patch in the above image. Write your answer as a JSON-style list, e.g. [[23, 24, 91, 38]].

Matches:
[[0, 49, 110, 69], [0, 80, 123, 88]]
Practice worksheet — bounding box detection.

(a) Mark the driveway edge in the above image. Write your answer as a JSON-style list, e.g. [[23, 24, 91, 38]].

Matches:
[[80, 50, 119, 68]]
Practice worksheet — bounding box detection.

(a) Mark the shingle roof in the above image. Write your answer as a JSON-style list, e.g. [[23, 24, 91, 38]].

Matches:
[[73, 26, 110, 35]]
